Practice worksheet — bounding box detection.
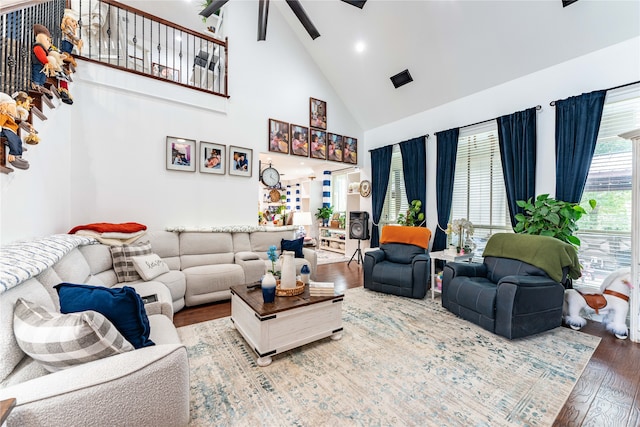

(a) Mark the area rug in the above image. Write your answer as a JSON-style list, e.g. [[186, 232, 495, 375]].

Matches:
[[177, 288, 600, 426], [316, 249, 350, 265]]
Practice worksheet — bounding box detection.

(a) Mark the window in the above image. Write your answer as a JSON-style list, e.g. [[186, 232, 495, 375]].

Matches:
[[450, 121, 511, 253], [380, 146, 409, 225], [331, 172, 347, 213], [576, 84, 640, 290]]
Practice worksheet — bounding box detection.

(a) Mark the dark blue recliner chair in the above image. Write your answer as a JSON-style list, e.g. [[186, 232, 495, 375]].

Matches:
[[364, 226, 431, 299], [442, 233, 580, 339]]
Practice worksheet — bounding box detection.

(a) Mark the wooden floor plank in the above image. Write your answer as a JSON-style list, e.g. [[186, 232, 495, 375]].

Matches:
[[173, 260, 640, 426]]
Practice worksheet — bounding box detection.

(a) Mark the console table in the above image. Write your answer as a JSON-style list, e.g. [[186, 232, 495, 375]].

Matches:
[[430, 250, 474, 300]]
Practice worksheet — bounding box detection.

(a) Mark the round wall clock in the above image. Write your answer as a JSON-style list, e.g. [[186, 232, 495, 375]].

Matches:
[[359, 180, 372, 197], [261, 165, 280, 188]]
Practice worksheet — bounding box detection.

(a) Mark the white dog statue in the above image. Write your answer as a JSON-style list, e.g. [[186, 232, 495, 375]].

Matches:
[[563, 267, 632, 339]]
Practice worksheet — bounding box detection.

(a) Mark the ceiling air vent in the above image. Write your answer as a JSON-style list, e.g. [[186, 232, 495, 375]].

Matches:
[[390, 69, 413, 89]]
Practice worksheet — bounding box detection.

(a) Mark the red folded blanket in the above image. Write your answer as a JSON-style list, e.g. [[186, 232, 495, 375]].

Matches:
[[68, 222, 147, 234]]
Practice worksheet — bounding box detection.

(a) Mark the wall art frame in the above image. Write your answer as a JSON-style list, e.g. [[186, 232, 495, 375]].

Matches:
[[166, 136, 196, 172], [309, 97, 327, 130], [343, 136, 358, 164], [310, 129, 327, 160], [200, 142, 226, 174], [229, 145, 253, 177], [327, 133, 344, 162], [268, 119, 290, 154], [290, 124, 310, 157]]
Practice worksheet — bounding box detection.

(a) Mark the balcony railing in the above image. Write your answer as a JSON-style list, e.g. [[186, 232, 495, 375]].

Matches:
[[1, 0, 228, 97]]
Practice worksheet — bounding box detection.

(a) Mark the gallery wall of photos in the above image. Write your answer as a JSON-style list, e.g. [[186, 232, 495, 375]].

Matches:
[[268, 97, 357, 164], [165, 136, 253, 177]]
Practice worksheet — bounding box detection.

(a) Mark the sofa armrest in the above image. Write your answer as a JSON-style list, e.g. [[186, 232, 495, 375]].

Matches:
[[497, 275, 561, 288], [364, 249, 385, 264], [235, 251, 260, 261], [302, 248, 318, 281], [411, 254, 431, 298], [444, 261, 487, 279], [0, 345, 189, 426], [113, 281, 174, 321]]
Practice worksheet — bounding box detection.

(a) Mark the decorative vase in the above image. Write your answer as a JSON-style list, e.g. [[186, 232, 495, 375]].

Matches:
[[261, 272, 276, 303], [280, 251, 297, 289], [300, 264, 310, 285]]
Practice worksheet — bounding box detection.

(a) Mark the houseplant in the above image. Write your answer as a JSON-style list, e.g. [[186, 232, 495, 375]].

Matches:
[[397, 200, 425, 227], [514, 194, 596, 247], [315, 206, 334, 227]]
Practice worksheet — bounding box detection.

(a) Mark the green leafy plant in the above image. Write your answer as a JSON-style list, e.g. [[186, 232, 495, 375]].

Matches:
[[514, 194, 596, 247], [397, 200, 425, 227], [315, 206, 334, 227]]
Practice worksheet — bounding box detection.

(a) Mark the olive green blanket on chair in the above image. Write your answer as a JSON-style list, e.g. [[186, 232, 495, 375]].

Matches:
[[482, 233, 581, 282]]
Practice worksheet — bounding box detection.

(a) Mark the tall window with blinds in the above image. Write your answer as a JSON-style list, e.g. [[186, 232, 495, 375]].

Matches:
[[576, 84, 639, 290], [450, 122, 511, 253], [380, 146, 409, 225]]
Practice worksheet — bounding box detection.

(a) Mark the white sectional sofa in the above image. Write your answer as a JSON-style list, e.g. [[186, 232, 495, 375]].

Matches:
[[0, 226, 317, 426]]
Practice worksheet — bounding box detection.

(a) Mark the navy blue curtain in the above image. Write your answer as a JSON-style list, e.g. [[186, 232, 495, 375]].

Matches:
[[433, 128, 459, 252], [370, 145, 393, 247], [399, 136, 427, 225], [497, 107, 537, 228], [555, 90, 606, 203]]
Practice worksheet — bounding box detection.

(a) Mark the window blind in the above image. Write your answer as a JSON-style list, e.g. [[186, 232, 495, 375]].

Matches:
[[381, 146, 408, 224], [451, 121, 510, 242]]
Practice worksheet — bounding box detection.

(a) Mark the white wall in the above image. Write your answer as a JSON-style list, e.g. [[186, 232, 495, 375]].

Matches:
[[362, 37, 640, 237], [0, 2, 362, 245]]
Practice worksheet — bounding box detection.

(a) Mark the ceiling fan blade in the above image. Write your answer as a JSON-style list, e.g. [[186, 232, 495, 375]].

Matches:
[[285, 0, 320, 40], [340, 0, 367, 9], [258, 0, 270, 41], [200, 0, 229, 18]]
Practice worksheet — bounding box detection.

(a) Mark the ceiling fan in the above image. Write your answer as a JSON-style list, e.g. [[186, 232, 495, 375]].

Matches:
[[200, 0, 367, 41]]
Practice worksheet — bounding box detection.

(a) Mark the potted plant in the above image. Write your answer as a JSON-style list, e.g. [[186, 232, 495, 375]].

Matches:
[[514, 194, 596, 247], [397, 200, 425, 227], [315, 206, 334, 227]]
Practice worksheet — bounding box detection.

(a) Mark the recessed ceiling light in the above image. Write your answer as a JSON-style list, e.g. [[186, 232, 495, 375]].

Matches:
[[355, 41, 366, 53]]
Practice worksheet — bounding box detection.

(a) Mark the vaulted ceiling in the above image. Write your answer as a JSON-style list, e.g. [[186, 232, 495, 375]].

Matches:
[[132, 0, 639, 132]]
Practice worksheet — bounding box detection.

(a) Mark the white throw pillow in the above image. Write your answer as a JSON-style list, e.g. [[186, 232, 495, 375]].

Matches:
[[13, 298, 134, 372], [130, 253, 170, 281]]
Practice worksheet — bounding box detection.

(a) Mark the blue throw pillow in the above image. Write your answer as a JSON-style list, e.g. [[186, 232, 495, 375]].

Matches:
[[281, 237, 304, 258], [54, 283, 154, 349]]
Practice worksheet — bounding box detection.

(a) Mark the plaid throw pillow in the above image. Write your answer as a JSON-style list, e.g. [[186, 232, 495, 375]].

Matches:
[[110, 242, 152, 282], [13, 298, 134, 372]]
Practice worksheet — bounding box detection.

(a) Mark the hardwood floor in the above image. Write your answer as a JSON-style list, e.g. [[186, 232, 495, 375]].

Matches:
[[173, 261, 640, 426]]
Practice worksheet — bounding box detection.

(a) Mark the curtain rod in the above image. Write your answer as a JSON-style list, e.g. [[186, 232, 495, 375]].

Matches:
[[549, 80, 640, 106], [455, 104, 542, 132], [367, 134, 429, 152]]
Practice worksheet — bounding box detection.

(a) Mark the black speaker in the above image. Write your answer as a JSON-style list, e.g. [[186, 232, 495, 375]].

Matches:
[[349, 211, 370, 240]]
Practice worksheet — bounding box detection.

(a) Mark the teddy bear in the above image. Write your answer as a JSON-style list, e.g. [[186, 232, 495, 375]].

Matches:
[[0, 93, 29, 170], [31, 24, 73, 105]]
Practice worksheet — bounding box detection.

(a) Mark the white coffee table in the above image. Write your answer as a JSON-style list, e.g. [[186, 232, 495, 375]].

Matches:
[[430, 250, 475, 300], [230, 284, 343, 366]]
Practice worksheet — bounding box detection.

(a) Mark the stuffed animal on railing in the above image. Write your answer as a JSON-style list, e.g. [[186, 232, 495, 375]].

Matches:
[[31, 24, 73, 105], [563, 267, 632, 339], [0, 93, 29, 170], [12, 91, 40, 145]]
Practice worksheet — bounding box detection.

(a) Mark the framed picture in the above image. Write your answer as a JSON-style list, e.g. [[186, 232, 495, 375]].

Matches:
[[268, 119, 290, 154], [343, 136, 358, 164], [327, 133, 343, 162], [309, 98, 327, 130], [310, 129, 327, 160], [166, 136, 196, 172], [290, 124, 309, 157], [152, 63, 180, 82], [199, 142, 225, 174], [229, 145, 253, 177]]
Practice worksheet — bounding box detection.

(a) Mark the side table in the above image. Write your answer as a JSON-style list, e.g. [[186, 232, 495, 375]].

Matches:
[[430, 250, 474, 300]]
